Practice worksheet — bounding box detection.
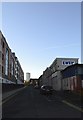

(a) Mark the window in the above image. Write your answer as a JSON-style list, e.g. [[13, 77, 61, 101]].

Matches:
[[11, 61, 14, 75], [5, 48, 8, 75], [0, 65, 1, 74], [0, 52, 1, 58], [2, 66, 3, 73], [2, 42, 4, 48], [2, 54, 4, 60]]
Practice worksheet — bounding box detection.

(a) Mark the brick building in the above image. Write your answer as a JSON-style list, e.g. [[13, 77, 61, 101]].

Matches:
[[0, 31, 24, 84]]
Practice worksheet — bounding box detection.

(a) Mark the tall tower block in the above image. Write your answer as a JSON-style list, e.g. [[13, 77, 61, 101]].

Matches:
[[26, 73, 30, 81]]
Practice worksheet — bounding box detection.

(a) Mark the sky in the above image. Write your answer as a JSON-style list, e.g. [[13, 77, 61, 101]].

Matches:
[[1, 2, 81, 79]]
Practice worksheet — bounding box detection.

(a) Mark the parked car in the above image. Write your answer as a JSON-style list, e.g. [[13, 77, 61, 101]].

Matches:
[[34, 84, 40, 89], [40, 85, 53, 95]]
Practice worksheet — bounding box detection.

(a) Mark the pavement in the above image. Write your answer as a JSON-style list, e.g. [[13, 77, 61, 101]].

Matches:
[[1, 86, 83, 111], [0, 87, 27, 120], [2, 86, 27, 103]]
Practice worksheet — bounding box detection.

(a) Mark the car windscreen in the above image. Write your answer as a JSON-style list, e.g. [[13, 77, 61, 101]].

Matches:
[[44, 86, 52, 89]]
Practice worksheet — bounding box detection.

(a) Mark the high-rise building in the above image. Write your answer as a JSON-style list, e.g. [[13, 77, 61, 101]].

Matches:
[[26, 73, 30, 81]]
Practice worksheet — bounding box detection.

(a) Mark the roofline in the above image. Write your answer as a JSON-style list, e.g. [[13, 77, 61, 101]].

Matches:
[[56, 57, 79, 59], [61, 63, 83, 72]]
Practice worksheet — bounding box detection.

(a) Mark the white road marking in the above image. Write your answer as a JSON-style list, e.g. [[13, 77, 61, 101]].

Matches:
[[44, 95, 83, 113], [62, 100, 83, 112]]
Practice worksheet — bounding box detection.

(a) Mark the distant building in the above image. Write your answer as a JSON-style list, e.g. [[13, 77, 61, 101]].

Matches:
[[30, 78, 38, 85], [26, 73, 30, 81], [39, 75, 43, 86]]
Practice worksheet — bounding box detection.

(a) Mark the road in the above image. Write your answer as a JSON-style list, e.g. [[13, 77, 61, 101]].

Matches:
[[2, 85, 82, 119]]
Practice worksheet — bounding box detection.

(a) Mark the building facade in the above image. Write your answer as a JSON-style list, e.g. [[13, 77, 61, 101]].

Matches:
[[0, 31, 24, 84], [50, 58, 78, 72], [50, 58, 78, 90], [39, 57, 79, 91], [0, 31, 2, 83], [26, 72, 30, 81], [62, 64, 83, 93]]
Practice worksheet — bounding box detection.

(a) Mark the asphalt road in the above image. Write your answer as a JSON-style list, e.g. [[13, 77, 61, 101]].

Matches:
[[2, 85, 82, 119]]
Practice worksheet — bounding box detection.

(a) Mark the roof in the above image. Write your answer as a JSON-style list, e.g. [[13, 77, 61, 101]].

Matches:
[[61, 63, 83, 72]]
